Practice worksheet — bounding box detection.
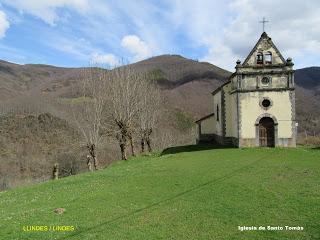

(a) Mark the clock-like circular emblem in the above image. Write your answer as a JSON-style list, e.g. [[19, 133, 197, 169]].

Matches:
[[261, 77, 270, 85]]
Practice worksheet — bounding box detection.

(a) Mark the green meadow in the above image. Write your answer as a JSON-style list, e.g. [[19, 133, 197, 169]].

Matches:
[[1, 146, 319, 240]]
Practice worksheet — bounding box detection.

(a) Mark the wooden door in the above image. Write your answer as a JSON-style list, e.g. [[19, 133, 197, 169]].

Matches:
[[266, 125, 275, 147], [259, 125, 267, 147], [259, 117, 275, 147]]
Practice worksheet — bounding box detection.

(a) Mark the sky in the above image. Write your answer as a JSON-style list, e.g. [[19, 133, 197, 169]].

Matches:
[[0, 0, 319, 71]]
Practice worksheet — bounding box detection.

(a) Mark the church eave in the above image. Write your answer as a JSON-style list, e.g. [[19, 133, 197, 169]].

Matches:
[[195, 112, 215, 123], [211, 80, 231, 95], [230, 87, 295, 94], [237, 70, 295, 76], [239, 63, 292, 69]]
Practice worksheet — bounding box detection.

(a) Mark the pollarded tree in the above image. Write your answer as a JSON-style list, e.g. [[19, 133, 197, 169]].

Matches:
[[137, 75, 162, 153], [73, 67, 108, 170], [106, 65, 146, 160]]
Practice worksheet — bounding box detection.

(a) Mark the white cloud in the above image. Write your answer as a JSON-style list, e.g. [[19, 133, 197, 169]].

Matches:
[[2, 0, 319, 69], [166, 0, 320, 70], [0, 10, 10, 38], [121, 35, 152, 61], [202, 42, 240, 72], [201, 0, 320, 70], [91, 53, 119, 66], [167, 0, 228, 45], [3, 0, 89, 25], [47, 37, 95, 59], [47, 35, 119, 66]]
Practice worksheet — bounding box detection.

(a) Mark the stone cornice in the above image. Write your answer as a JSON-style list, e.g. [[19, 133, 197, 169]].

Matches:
[[230, 87, 295, 94], [236, 70, 295, 75]]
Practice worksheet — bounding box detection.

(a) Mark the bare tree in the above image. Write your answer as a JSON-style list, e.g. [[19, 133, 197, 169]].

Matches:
[[137, 76, 162, 153], [106, 65, 146, 160], [73, 67, 108, 170]]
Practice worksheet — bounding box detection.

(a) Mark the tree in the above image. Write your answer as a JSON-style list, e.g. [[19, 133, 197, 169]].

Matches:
[[137, 75, 161, 153], [106, 65, 145, 160], [73, 67, 108, 170]]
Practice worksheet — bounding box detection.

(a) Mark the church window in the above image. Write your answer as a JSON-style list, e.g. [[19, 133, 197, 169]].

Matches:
[[260, 97, 273, 110], [262, 99, 271, 108], [265, 52, 272, 64], [257, 52, 263, 64], [261, 77, 270, 85], [216, 105, 219, 122]]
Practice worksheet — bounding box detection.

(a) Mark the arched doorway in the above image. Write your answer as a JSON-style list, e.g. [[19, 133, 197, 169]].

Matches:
[[258, 117, 275, 147]]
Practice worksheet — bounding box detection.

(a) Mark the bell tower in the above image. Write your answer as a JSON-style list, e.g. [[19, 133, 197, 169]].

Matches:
[[230, 31, 296, 147]]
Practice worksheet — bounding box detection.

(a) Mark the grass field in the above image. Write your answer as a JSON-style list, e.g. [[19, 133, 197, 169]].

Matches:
[[0, 145, 319, 240]]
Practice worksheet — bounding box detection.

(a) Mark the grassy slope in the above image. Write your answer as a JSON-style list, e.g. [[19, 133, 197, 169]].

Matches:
[[0, 146, 319, 240]]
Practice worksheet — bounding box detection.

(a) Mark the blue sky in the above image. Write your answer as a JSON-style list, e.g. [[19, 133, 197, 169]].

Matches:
[[0, 0, 319, 70]]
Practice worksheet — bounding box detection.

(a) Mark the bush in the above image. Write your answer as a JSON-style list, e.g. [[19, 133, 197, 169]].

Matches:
[[297, 135, 320, 147]]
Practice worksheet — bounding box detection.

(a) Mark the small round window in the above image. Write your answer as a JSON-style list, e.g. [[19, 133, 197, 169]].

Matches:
[[262, 99, 271, 108], [261, 77, 270, 85]]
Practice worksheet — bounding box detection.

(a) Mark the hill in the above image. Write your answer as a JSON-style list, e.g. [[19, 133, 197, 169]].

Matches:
[[0, 113, 82, 189], [0, 112, 121, 190], [0, 55, 231, 116], [295, 67, 320, 92], [0, 56, 319, 119], [0, 60, 82, 101], [129, 55, 232, 115], [0, 146, 319, 239]]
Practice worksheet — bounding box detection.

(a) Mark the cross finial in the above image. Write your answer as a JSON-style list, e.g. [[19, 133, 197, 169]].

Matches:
[[259, 17, 269, 32]]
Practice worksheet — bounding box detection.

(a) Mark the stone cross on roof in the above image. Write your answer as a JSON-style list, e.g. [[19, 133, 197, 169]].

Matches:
[[259, 17, 269, 32]]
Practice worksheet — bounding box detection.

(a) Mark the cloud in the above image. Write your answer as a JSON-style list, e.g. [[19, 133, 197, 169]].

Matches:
[[202, 42, 240, 72], [47, 35, 119, 66], [0, 10, 10, 38], [3, 0, 89, 25], [46, 37, 95, 59], [91, 53, 119, 66], [121, 35, 152, 61], [201, 0, 320, 70], [1, 0, 319, 69]]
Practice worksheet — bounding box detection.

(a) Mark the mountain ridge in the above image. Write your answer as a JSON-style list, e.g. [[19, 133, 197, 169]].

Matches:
[[0, 55, 319, 130]]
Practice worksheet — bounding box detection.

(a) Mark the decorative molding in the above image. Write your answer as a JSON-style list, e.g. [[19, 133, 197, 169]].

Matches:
[[230, 87, 294, 94], [254, 113, 278, 125], [234, 69, 294, 74], [260, 76, 272, 87]]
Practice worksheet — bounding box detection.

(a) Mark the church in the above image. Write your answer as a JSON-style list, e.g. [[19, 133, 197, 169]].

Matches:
[[196, 31, 296, 147]]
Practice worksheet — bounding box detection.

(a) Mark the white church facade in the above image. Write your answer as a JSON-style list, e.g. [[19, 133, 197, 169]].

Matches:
[[196, 32, 296, 147]]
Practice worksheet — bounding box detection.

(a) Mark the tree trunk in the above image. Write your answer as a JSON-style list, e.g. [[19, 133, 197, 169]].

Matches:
[[93, 155, 98, 170], [116, 122, 129, 160], [86, 155, 93, 172], [146, 137, 152, 152], [146, 129, 152, 152], [53, 163, 59, 180], [129, 135, 135, 156], [120, 143, 127, 160], [140, 138, 145, 153], [88, 144, 98, 170]]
